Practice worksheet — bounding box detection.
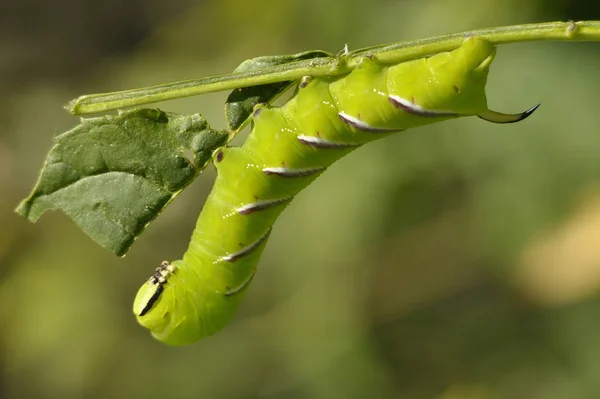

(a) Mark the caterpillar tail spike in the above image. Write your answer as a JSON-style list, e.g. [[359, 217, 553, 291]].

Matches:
[[478, 103, 540, 124]]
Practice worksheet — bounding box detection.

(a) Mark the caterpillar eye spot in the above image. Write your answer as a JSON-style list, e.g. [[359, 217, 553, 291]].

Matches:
[[453, 85, 460, 93], [215, 151, 224, 163]]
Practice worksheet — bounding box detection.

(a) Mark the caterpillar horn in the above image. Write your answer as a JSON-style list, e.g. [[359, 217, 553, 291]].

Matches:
[[478, 103, 540, 123]]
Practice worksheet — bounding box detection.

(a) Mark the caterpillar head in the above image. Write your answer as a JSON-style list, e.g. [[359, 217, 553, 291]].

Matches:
[[387, 36, 538, 124], [133, 260, 246, 346]]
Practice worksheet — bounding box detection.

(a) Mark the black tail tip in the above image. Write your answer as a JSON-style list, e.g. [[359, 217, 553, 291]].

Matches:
[[478, 103, 540, 124]]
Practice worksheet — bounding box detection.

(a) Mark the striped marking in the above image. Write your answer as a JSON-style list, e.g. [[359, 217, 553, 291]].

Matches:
[[338, 112, 401, 133], [298, 135, 359, 149], [222, 228, 272, 262], [224, 272, 256, 297], [263, 166, 325, 178], [138, 285, 164, 316], [237, 197, 293, 215], [139, 261, 177, 316], [388, 95, 459, 117]]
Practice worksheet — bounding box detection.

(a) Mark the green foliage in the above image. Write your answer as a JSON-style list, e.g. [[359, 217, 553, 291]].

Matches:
[[16, 109, 228, 255], [225, 50, 333, 131]]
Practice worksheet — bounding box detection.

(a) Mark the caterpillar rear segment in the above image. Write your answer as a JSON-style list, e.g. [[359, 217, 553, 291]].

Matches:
[[133, 37, 538, 345]]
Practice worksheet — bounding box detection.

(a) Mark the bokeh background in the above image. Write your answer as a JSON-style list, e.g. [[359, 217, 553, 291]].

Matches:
[[3, 1, 600, 398]]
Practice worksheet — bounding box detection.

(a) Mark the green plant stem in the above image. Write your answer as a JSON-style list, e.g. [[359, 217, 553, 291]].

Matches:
[[66, 20, 600, 115]]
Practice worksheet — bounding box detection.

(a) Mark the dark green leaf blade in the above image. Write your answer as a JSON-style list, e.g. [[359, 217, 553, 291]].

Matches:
[[16, 108, 228, 256], [225, 50, 333, 132]]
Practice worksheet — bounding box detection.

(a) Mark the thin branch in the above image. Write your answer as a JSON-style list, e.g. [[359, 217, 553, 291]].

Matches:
[[66, 20, 600, 115]]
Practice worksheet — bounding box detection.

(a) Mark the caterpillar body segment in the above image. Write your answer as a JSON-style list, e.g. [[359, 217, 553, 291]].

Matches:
[[133, 37, 538, 345]]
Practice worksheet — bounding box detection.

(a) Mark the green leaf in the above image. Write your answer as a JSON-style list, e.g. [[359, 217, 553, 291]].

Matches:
[[225, 82, 292, 132], [224, 50, 333, 132], [16, 108, 228, 256]]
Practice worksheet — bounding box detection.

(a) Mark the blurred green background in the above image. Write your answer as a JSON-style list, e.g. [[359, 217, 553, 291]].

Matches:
[[3, 1, 600, 398]]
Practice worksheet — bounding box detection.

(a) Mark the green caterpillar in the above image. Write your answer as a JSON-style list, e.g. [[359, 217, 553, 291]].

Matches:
[[133, 37, 537, 345]]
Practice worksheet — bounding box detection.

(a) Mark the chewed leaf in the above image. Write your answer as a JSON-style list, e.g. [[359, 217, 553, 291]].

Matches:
[[16, 108, 228, 256], [225, 50, 333, 132], [225, 82, 293, 132]]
